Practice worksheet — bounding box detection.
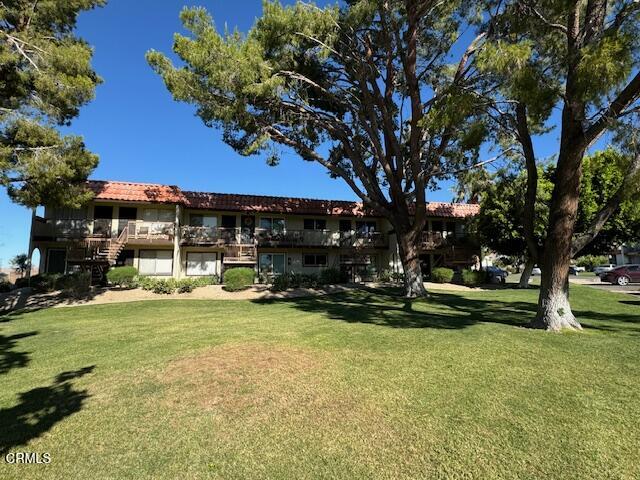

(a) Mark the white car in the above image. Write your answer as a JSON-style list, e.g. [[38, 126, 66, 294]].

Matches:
[[531, 267, 542, 276], [571, 265, 586, 273], [593, 264, 616, 275]]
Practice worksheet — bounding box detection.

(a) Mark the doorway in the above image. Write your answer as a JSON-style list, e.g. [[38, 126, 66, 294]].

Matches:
[[47, 249, 67, 274], [241, 215, 255, 243], [118, 207, 137, 235], [93, 205, 113, 236]]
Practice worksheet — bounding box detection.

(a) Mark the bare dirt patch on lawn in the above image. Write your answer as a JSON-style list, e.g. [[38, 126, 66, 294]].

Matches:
[[161, 344, 319, 411]]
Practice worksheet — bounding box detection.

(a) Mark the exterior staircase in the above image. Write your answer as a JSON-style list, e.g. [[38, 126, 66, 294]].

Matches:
[[97, 227, 129, 265], [223, 244, 257, 265]]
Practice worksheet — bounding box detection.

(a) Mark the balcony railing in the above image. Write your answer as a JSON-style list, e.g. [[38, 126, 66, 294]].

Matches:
[[420, 231, 477, 250], [125, 220, 175, 242], [180, 226, 388, 248], [33, 217, 174, 242]]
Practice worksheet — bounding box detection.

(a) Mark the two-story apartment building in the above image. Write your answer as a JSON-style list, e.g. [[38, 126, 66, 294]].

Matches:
[[29, 180, 480, 283]]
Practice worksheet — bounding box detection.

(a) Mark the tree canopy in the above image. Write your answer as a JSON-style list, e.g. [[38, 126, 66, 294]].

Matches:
[[0, 0, 104, 207], [148, 0, 495, 297], [478, 148, 640, 261]]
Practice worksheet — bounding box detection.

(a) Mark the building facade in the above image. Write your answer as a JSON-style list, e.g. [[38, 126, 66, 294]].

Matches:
[[30, 181, 480, 283]]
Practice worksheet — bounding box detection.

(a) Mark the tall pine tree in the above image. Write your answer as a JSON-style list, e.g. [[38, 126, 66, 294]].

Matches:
[[0, 0, 104, 207]]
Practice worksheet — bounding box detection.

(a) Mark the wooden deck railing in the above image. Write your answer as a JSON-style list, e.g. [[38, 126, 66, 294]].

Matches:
[[419, 231, 477, 250], [180, 226, 388, 248], [33, 217, 175, 242]]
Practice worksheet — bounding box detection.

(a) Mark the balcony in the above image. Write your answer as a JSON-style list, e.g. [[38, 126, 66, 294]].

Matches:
[[420, 231, 478, 251], [124, 220, 174, 243], [32, 217, 174, 244], [179, 226, 388, 248]]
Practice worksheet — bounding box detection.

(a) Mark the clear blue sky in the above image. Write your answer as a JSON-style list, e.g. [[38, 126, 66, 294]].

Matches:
[[0, 0, 580, 267]]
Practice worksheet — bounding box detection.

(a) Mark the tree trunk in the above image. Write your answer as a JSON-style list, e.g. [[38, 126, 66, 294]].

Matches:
[[535, 143, 585, 330], [518, 257, 534, 288], [533, 277, 582, 331], [397, 231, 428, 298]]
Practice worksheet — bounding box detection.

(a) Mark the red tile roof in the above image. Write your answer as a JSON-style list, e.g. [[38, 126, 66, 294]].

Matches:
[[88, 180, 479, 218], [88, 180, 185, 204]]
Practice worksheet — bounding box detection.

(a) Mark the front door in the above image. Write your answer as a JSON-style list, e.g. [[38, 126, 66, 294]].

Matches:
[[118, 207, 137, 234], [241, 215, 255, 243], [47, 249, 67, 274]]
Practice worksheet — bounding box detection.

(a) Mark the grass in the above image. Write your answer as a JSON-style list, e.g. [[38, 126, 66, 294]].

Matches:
[[1, 285, 639, 479]]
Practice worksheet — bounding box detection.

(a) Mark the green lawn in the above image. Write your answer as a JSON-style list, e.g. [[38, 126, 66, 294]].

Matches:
[[1, 285, 639, 479]]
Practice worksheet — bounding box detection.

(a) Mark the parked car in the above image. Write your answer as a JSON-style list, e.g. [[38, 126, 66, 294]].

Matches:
[[486, 266, 508, 284], [571, 265, 586, 273], [531, 266, 542, 276], [593, 264, 616, 275], [601, 265, 640, 286], [568, 266, 580, 275]]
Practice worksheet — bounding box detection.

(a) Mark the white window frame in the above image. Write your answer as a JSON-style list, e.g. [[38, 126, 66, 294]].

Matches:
[[138, 250, 173, 276], [259, 253, 286, 276], [259, 217, 285, 232], [186, 252, 218, 276]]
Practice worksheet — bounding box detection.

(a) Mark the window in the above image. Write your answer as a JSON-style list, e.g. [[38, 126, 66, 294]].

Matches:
[[260, 217, 285, 233], [186, 252, 217, 276], [304, 254, 328, 267], [190, 214, 217, 227], [431, 221, 444, 232], [143, 209, 174, 222], [138, 250, 173, 275], [259, 253, 286, 275], [304, 219, 327, 230], [356, 221, 377, 235], [339, 220, 352, 232]]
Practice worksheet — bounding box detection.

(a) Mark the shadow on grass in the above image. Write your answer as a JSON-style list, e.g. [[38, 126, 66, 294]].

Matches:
[[0, 331, 38, 375], [0, 365, 94, 455], [253, 286, 640, 333], [0, 288, 100, 319]]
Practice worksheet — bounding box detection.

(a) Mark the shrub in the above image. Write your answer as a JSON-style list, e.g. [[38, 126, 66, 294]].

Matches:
[[15, 273, 64, 292], [151, 278, 177, 294], [431, 267, 454, 283], [271, 274, 291, 292], [191, 275, 219, 287], [137, 276, 157, 291], [461, 269, 487, 287], [107, 266, 138, 289], [270, 272, 322, 292], [0, 280, 12, 293], [319, 268, 348, 285], [176, 278, 196, 293], [223, 267, 255, 291], [378, 269, 391, 282], [58, 272, 92, 298]]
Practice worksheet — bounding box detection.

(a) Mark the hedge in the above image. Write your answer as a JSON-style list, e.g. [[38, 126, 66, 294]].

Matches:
[[223, 267, 255, 291], [460, 269, 487, 287], [107, 266, 138, 288], [431, 267, 454, 283]]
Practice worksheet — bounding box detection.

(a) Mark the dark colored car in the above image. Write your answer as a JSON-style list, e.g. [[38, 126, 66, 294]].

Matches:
[[601, 264, 640, 286], [486, 266, 508, 284]]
